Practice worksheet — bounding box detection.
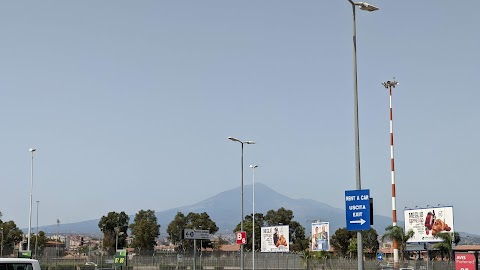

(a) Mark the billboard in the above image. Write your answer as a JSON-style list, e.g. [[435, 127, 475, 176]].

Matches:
[[404, 206, 454, 243], [311, 222, 330, 251], [260, 225, 289, 252]]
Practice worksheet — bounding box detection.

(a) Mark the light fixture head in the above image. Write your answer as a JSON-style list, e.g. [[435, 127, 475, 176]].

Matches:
[[29, 148, 36, 152], [356, 2, 379, 12], [250, 165, 258, 168], [228, 137, 240, 142], [228, 137, 255, 144], [382, 79, 399, 89]]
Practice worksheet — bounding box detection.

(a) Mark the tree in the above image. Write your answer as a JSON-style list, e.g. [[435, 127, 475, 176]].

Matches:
[[166, 212, 219, 251], [0, 220, 24, 256], [78, 245, 90, 255], [381, 225, 415, 260], [454, 232, 461, 245], [288, 221, 309, 252], [433, 232, 460, 260], [348, 238, 358, 258], [167, 212, 187, 249], [31, 231, 48, 256], [236, 207, 308, 252], [129, 209, 160, 253], [234, 213, 265, 251], [98, 211, 130, 255], [331, 228, 355, 257], [329, 228, 378, 258], [264, 207, 294, 226], [362, 228, 380, 255]]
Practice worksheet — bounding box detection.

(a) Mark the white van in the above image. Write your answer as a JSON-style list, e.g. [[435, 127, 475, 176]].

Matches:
[[0, 258, 41, 270]]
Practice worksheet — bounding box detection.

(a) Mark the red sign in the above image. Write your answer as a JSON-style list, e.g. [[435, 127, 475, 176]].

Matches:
[[456, 253, 476, 270], [236, 231, 247, 245]]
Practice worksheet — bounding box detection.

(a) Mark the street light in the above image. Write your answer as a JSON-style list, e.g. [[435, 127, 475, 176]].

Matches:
[[249, 165, 258, 270], [56, 219, 60, 258], [345, 2, 378, 270], [27, 148, 36, 252], [382, 78, 399, 267], [1, 226, 4, 257], [114, 227, 124, 251], [114, 227, 125, 270], [228, 136, 255, 270], [35, 200, 40, 258], [356, 2, 379, 11]]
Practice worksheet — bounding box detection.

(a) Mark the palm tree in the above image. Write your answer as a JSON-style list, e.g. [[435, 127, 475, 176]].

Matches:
[[381, 225, 415, 260], [434, 232, 460, 260]]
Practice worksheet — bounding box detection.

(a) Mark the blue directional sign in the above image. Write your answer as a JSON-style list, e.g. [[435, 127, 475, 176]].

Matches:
[[377, 252, 383, 261], [345, 189, 371, 231]]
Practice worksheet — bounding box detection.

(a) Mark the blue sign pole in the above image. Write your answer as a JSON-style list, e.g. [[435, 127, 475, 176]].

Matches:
[[345, 189, 371, 231]]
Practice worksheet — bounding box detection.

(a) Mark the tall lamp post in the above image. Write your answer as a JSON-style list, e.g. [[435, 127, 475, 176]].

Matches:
[[27, 148, 36, 252], [35, 200, 40, 258], [56, 219, 60, 258], [250, 165, 258, 270], [345, 2, 378, 270], [1, 226, 4, 257], [114, 227, 124, 251], [228, 136, 255, 270], [382, 79, 399, 266]]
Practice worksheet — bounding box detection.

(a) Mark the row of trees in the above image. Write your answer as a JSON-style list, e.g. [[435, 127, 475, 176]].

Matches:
[[0, 211, 24, 256], [98, 209, 221, 254], [2, 207, 459, 260], [381, 225, 460, 260], [329, 227, 380, 257], [98, 207, 377, 255], [232, 208, 309, 251], [98, 207, 461, 260], [98, 207, 310, 254], [98, 210, 160, 254]]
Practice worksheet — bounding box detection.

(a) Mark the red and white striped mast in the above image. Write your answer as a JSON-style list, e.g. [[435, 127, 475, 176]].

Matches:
[[382, 78, 399, 267]]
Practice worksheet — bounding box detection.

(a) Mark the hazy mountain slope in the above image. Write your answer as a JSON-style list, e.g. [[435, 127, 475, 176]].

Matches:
[[36, 183, 402, 236]]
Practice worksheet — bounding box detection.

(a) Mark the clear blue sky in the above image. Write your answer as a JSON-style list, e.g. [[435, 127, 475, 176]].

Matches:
[[1, 1, 479, 234]]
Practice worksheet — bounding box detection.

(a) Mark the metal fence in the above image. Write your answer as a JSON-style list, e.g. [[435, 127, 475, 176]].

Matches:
[[37, 252, 457, 270]]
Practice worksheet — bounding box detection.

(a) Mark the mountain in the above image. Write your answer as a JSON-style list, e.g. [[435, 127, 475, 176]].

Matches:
[[35, 183, 401, 236]]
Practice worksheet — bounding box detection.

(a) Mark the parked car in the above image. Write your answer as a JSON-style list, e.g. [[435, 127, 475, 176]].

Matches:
[[0, 258, 42, 270]]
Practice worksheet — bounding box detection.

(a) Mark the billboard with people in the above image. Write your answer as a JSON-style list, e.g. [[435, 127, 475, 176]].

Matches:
[[404, 206, 454, 243], [311, 221, 330, 251], [260, 225, 289, 252]]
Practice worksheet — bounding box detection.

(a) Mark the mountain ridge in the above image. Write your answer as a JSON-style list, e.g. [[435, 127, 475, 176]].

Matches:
[[35, 183, 400, 236]]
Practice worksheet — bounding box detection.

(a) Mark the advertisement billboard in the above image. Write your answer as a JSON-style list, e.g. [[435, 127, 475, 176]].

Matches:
[[404, 206, 454, 243], [311, 222, 330, 251], [260, 225, 289, 252]]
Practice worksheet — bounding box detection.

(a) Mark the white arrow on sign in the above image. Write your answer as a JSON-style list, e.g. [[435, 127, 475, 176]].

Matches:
[[349, 218, 366, 225]]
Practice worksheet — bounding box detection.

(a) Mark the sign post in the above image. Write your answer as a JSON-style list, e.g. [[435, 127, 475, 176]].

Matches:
[[114, 249, 127, 270], [182, 229, 210, 270], [345, 189, 371, 231]]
